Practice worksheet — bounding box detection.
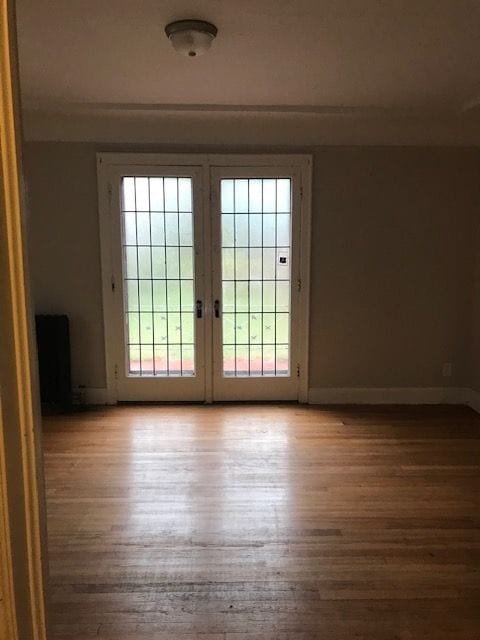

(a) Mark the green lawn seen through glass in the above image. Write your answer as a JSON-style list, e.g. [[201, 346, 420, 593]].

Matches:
[[121, 175, 292, 377]]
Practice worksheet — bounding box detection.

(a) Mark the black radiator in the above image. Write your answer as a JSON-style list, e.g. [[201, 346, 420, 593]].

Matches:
[[35, 314, 72, 410]]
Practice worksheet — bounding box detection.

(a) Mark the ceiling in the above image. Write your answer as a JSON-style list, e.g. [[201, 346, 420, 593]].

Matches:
[[15, 0, 480, 114]]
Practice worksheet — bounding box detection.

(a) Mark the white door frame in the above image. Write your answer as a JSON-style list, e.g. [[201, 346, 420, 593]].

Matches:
[[97, 153, 312, 403]]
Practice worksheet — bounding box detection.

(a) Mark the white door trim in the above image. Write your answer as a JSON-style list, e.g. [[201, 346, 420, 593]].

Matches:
[[97, 153, 312, 403]]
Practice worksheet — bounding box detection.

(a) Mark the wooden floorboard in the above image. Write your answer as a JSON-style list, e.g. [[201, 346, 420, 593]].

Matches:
[[42, 404, 480, 639]]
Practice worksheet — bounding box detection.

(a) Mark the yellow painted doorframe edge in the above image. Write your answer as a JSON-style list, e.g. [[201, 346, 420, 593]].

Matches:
[[0, 396, 18, 640], [0, 1, 48, 638]]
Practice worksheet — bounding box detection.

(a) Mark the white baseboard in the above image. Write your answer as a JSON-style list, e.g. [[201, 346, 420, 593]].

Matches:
[[72, 385, 480, 415], [72, 387, 116, 405], [308, 386, 473, 406], [465, 388, 480, 414]]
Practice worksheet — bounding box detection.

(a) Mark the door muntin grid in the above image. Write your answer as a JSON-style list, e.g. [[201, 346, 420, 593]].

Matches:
[[121, 176, 196, 377], [220, 178, 292, 377]]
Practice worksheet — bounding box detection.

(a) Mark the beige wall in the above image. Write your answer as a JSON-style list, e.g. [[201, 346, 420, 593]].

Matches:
[[23, 142, 480, 392], [310, 146, 479, 388], [24, 143, 106, 388]]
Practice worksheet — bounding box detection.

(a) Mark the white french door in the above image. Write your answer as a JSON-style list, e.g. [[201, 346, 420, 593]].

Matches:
[[107, 165, 206, 401], [211, 168, 302, 400], [98, 154, 311, 403]]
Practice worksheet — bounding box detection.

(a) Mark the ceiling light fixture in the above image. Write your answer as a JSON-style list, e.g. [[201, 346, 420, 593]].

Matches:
[[165, 19, 218, 58]]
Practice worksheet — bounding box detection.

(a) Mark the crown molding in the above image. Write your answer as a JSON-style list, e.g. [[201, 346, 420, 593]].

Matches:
[[22, 100, 453, 118], [21, 103, 480, 146]]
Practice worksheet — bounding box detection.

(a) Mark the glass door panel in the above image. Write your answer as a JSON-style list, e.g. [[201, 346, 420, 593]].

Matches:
[[220, 178, 292, 377], [121, 176, 195, 377]]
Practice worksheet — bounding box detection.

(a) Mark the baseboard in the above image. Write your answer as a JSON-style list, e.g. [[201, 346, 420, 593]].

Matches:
[[72, 385, 480, 415], [465, 388, 480, 414], [72, 387, 116, 405], [308, 386, 473, 406]]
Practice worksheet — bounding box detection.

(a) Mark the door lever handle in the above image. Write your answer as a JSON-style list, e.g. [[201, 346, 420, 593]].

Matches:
[[196, 300, 203, 319], [214, 299, 220, 318]]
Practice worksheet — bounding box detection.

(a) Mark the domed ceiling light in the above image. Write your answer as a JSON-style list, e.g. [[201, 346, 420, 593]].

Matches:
[[165, 19, 218, 58]]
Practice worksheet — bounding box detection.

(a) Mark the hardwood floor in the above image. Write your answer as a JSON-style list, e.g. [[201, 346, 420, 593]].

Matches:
[[43, 404, 480, 639]]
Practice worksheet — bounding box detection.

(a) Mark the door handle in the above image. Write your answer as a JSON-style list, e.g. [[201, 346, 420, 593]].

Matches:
[[196, 300, 203, 319], [214, 299, 220, 318]]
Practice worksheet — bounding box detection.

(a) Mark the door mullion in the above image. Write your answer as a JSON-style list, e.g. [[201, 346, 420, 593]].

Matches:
[[202, 162, 214, 403]]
